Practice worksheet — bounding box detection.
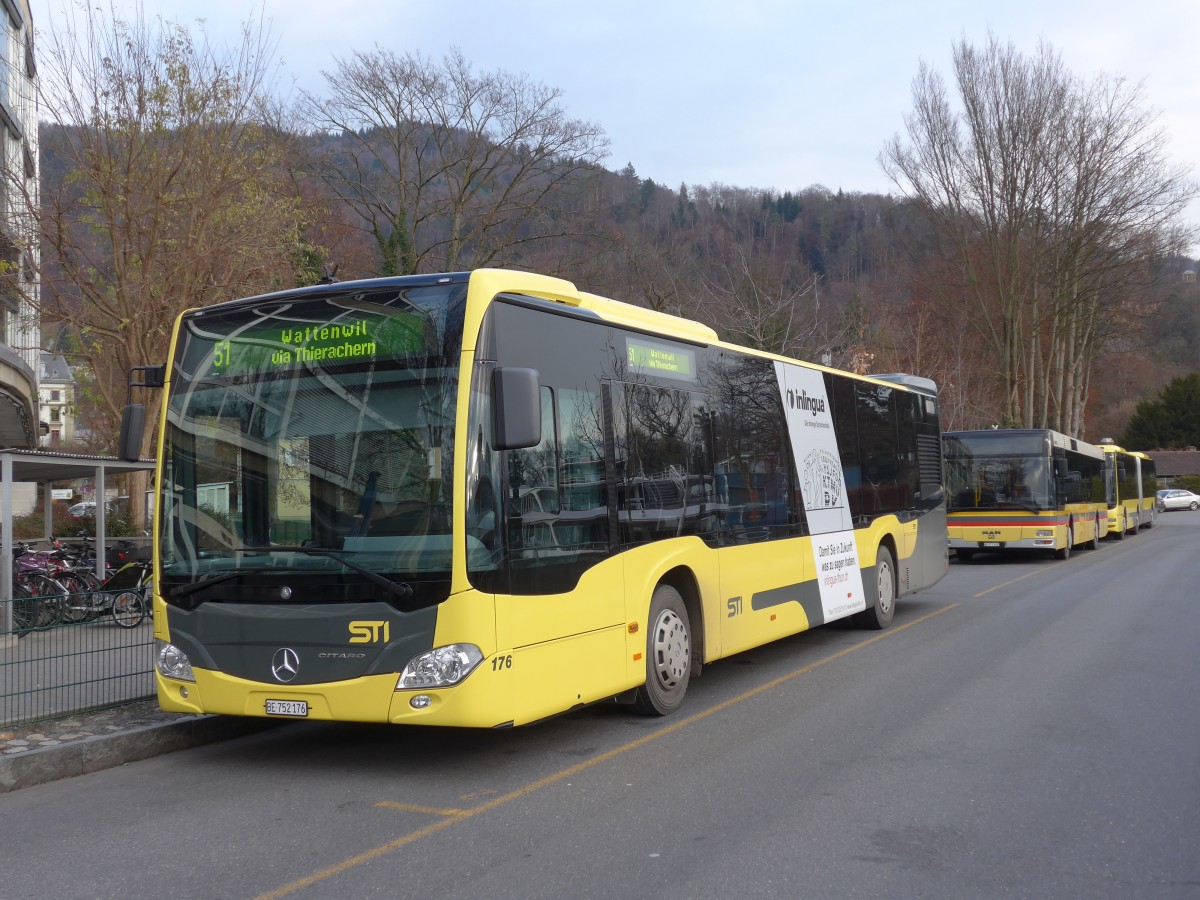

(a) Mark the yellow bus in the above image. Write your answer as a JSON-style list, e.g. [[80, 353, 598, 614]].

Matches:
[[137, 270, 947, 727], [1098, 441, 1157, 537], [1131, 451, 1159, 529], [944, 429, 1108, 561]]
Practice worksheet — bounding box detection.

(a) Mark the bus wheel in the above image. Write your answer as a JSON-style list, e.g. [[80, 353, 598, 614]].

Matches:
[[855, 544, 896, 630], [1055, 525, 1072, 560], [633, 584, 692, 716], [956, 549, 975, 562]]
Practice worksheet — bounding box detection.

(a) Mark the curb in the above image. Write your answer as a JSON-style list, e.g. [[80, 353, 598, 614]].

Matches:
[[0, 715, 281, 794]]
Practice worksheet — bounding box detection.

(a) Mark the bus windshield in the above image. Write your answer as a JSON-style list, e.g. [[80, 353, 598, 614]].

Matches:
[[944, 433, 1052, 511], [159, 282, 467, 608]]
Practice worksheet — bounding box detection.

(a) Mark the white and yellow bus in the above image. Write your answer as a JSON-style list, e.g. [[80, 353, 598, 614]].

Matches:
[[1099, 441, 1157, 537], [944, 429, 1108, 561], [141, 269, 947, 727]]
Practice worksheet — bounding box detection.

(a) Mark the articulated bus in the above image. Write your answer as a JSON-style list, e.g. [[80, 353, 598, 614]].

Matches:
[[943, 429, 1108, 561], [1133, 452, 1159, 527], [1098, 441, 1157, 537], [144, 269, 947, 728]]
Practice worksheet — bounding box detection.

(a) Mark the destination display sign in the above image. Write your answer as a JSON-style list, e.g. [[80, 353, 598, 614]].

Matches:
[[626, 337, 696, 381], [204, 313, 427, 376]]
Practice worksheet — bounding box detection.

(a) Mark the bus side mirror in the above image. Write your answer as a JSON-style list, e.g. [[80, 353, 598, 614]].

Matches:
[[118, 364, 166, 460], [141, 365, 166, 388], [118, 404, 145, 461], [493, 367, 541, 450], [1054, 458, 1068, 478]]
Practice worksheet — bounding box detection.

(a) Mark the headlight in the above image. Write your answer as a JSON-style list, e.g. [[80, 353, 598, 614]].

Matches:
[[156, 640, 195, 682], [396, 644, 483, 690]]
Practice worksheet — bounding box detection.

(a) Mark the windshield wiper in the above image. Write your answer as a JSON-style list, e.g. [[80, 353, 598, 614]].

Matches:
[[992, 499, 1042, 514], [168, 571, 242, 600], [246, 545, 414, 601]]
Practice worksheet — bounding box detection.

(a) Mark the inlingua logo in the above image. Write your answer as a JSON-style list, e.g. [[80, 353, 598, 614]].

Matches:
[[786, 388, 827, 417]]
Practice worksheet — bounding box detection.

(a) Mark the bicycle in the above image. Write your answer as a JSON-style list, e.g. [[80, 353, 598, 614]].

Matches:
[[8, 580, 39, 636], [48, 535, 144, 625], [102, 560, 152, 628], [45, 536, 108, 624], [12, 543, 69, 630]]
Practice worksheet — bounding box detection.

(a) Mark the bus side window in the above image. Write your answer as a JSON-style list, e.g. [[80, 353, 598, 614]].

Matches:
[[507, 386, 559, 552], [827, 374, 863, 522]]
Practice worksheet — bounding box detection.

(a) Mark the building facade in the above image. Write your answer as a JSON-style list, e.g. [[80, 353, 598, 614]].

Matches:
[[0, 0, 37, 449], [38, 352, 74, 446]]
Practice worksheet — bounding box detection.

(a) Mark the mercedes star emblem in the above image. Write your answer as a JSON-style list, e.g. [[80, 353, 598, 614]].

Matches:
[[271, 647, 300, 683]]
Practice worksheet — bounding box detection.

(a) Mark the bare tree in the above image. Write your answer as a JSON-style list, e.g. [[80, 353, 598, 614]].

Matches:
[[693, 217, 828, 360], [1038, 73, 1194, 434], [302, 47, 609, 275], [881, 34, 1195, 434], [38, 3, 310, 455]]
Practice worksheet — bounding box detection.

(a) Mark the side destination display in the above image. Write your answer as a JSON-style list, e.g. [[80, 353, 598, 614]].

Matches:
[[626, 336, 697, 381], [774, 361, 867, 622]]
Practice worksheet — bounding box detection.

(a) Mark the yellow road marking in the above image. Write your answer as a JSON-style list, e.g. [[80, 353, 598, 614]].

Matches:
[[972, 568, 1047, 599], [255, 604, 958, 899], [374, 802, 470, 818]]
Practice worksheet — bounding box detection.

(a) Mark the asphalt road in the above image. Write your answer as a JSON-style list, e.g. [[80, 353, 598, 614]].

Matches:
[[2, 512, 1198, 899]]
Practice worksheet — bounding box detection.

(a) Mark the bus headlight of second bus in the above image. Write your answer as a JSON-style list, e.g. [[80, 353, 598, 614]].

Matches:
[[397, 644, 484, 690], [156, 640, 195, 682]]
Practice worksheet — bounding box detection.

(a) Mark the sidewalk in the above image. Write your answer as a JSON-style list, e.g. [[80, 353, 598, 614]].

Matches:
[[0, 700, 280, 793]]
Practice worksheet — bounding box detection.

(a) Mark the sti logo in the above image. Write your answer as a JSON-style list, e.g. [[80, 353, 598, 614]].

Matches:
[[348, 620, 390, 644]]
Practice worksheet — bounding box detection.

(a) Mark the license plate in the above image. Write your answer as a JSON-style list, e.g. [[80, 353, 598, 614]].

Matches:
[[265, 699, 309, 717], [981, 542, 1001, 548]]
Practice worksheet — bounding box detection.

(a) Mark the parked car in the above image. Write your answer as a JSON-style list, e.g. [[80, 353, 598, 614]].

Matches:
[[1156, 488, 1200, 511], [67, 500, 123, 519]]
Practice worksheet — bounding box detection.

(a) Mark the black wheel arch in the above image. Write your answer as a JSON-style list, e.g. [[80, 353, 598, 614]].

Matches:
[[658, 565, 704, 673], [876, 534, 899, 596]]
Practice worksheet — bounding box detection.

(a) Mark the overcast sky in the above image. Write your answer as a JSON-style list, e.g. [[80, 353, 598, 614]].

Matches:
[[41, 0, 1200, 245]]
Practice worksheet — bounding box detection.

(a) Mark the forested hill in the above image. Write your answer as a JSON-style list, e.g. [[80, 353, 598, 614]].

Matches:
[[37, 122, 1199, 443]]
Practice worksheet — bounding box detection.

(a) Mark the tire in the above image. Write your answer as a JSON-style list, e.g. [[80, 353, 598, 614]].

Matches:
[[632, 584, 692, 716], [111, 590, 147, 628], [10, 584, 37, 635], [57, 572, 99, 624], [956, 549, 975, 562], [1113, 520, 1125, 540], [20, 574, 67, 629], [1191, 501, 1198, 511], [1055, 524, 1072, 560], [855, 544, 897, 630]]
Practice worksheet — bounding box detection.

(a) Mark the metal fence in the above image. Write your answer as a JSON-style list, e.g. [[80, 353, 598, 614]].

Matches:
[[1, 590, 155, 727]]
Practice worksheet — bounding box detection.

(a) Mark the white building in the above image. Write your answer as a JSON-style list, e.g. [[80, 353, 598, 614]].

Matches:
[[38, 352, 74, 446], [0, 0, 38, 449]]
